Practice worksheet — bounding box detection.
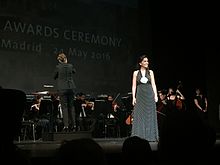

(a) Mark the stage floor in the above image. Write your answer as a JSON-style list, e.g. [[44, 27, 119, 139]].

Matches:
[[15, 137, 158, 157], [15, 135, 220, 156], [15, 130, 159, 158], [14, 134, 220, 165]]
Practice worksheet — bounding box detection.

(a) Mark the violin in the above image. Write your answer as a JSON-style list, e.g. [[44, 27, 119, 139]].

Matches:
[[84, 100, 94, 110], [109, 93, 120, 112], [112, 101, 119, 112], [175, 98, 183, 110]]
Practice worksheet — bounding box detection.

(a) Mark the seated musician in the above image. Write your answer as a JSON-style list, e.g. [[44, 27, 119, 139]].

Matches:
[[51, 94, 64, 132], [74, 93, 95, 131], [29, 94, 43, 120], [106, 95, 120, 137], [107, 95, 120, 118], [29, 94, 50, 140], [157, 89, 168, 113], [167, 87, 185, 111], [157, 89, 168, 134]]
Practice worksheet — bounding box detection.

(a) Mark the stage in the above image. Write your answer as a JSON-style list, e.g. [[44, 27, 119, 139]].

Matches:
[[14, 132, 220, 165], [14, 132, 158, 165], [15, 135, 159, 157]]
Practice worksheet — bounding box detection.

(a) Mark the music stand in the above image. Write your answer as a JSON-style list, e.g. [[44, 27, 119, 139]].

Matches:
[[121, 95, 133, 112], [94, 100, 112, 118], [39, 99, 54, 133], [39, 100, 53, 116]]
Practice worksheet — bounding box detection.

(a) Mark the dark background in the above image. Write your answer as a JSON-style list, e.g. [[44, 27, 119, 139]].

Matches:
[[0, 0, 219, 131], [150, 0, 219, 131], [0, 0, 143, 96]]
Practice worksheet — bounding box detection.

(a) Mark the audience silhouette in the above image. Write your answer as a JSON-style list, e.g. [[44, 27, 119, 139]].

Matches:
[[158, 110, 216, 164], [122, 136, 154, 165], [0, 88, 31, 164], [53, 138, 107, 165]]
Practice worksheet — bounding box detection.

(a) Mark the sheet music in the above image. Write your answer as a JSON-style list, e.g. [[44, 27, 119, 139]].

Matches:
[[80, 106, 86, 117]]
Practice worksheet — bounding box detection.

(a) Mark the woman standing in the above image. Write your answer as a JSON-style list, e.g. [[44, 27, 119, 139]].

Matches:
[[193, 87, 208, 122], [131, 54, 159, 142]]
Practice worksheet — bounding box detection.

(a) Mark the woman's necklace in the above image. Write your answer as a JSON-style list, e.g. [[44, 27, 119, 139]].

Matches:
[[140, 70, 148, 83]]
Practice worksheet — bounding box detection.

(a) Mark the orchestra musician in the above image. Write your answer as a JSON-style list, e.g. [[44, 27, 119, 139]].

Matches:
[[106, 95, 120, 118], [167, 86, 185, 111], [29, 94, 50, 140], [157, 89, 168, 135], [74, 93, 95, 131], [105, 94, 122, 137], [29, 94, 43, 120]]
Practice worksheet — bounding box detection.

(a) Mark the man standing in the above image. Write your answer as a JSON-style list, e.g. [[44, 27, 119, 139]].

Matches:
[[54, 53, 76, 132]]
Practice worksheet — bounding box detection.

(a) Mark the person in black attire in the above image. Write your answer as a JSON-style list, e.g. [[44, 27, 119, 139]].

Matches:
[[29, 94, 50, 139], [122, 136, 154, 165], [105, 95, 120, 137], [193, 87, 208, 122], [54, 53, 76, 132], [74, 92, 96, 132], [157, 89, 168, 136], [1, 88, 31, 164], [74, 92, 87, 131], [53, 138, 107, 165], [166, 87, 185, 111]]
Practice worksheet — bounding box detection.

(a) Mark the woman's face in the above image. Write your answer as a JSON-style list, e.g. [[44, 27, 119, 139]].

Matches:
[[168, 88, 174, 94], [196, 89, 200, 94], [139, 57, 149, 68]]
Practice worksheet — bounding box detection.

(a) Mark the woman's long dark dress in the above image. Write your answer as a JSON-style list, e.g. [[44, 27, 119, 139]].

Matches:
[[131, 70, 159, 141]]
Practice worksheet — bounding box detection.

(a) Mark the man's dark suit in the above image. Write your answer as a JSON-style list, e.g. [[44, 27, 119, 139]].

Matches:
[[54, 63, 76, 131]]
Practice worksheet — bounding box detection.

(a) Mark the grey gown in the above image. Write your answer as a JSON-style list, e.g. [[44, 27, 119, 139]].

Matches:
[[131, 70, 159, 141]]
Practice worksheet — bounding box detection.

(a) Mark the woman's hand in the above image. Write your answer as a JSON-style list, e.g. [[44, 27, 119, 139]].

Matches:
[[132, 98, 136, 106], [155, 95, 158, 102]]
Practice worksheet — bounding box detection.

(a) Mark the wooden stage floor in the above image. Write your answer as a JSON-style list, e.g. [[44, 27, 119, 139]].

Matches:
[[15, 136, 159, 158], [14, 132, 220, 165]]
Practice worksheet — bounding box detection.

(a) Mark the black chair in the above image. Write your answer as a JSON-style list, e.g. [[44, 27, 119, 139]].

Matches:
[[20, 120, 36, 141], [94, 100, 120, 138]]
